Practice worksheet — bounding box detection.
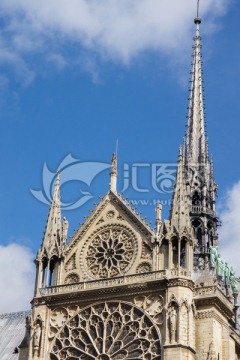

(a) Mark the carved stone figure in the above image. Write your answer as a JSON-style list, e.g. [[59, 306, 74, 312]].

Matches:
[[216, 254, 224, 279], [169, 306, 177, 344], [209, 246, 218, 268], [33, 322, 42, 357]]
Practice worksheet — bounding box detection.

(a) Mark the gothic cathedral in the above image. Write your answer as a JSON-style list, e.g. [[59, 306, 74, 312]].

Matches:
[[21, 15, 240, 360]]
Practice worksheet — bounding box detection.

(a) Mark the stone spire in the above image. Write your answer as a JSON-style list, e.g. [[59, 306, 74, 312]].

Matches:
[[170, 146, 191, 231], [181, 12, 218, 269], [109, 153, 118, 193], [185, 15, 207, 166], [41, 171, 63, 258]]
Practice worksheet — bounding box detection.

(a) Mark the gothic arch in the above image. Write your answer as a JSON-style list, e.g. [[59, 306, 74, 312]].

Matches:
[[179, 300, 189, 345], [49, 301, 162, 360], [207, 221, 214, 247], [191, 218, 204, 246], [191, 190, 202, 207]]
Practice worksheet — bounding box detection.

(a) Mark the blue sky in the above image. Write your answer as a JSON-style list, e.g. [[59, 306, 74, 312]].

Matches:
[[0, 0, 240, 311]]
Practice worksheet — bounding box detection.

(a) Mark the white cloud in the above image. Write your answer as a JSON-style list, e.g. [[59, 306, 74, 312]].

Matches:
[[0, 244, 34, 313], [218, 181, 240, 276], [0, 0, 231, 83]]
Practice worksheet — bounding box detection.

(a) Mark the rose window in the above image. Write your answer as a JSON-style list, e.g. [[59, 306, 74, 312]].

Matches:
[[50, 301, 161, 360], [84, 225, 137, 278]]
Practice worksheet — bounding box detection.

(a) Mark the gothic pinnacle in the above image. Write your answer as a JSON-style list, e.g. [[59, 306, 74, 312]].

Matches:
[[170, 145, 191, 231], [109, 153, 118, 193]]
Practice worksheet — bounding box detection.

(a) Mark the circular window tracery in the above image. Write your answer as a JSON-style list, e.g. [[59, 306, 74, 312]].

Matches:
[[83, 225, 138, 279], [50, 301, 161, 360]]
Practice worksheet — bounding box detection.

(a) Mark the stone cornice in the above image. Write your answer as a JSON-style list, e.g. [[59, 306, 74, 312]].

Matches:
[[32, 280, 167, 308], [194, 285, 234, 319], [32, 271, 196, 310]]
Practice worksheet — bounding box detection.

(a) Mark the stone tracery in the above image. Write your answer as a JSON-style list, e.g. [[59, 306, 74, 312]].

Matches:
[[50, 302, 161, 360], [84, 225, 137, 279]]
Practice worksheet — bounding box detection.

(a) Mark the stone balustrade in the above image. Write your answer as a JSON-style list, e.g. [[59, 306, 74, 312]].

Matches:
[[40, 268, 192, 296]]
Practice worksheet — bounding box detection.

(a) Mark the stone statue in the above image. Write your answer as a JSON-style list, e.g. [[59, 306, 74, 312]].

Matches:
[[33, 322, 42, 356], [216, 254, 224, 279], [169, 306, 177, 344], [209, 245, 218, 268]]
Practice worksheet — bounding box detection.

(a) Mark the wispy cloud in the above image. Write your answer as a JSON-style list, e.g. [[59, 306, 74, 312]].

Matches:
[[218, 181, 240, 276], [0, 243, 34, 313], [0, 0, 231, 84]]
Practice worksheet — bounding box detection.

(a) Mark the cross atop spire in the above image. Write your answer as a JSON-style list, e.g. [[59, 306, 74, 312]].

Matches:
[[196, 0, 200, 19]]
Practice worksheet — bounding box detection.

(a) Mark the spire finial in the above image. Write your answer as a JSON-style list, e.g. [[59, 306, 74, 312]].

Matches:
[[194, 0, 201, 24], [110, 153, 118, 192]]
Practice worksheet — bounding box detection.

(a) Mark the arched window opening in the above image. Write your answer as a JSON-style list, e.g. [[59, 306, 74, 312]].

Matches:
[[196, 227, 203, 246], [192, 191, 201, 206], [161, 239, 169, 269], [49, 256, 58, 287], [180, 239, 187, 268], [172, 238, 179, 269], [207, 222, 214, 247], [192, 218, 203, 246], [42, 257, 48, 288]]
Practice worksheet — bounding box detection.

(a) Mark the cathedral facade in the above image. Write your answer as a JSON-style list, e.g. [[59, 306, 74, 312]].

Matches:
[[18, 15, 240, 360]]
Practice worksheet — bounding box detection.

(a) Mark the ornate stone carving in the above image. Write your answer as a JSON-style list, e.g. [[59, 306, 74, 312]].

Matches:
[[210, 245, 218, 268], [141, 242, 152, 260], [195, 310, 214, 319], [134, 295, 164, 324], [64, 273, 80, 284], [32, 315, 43, 357], [82, 224, 138, 279], [106, 210, 115, 219], [169, 305, 178, 344], [64, 254, 76, 273], [49, 306, 79, 340], [117, 213, 124, 221], [49, 301, 161, 360], [96, 217, 105, 225], [136, 262, 152, 274]]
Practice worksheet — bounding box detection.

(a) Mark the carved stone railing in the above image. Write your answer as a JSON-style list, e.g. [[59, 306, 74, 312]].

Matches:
[[191, 206, 214, 216], [191, 205, 202, 214], [40, 268, 192, 296]]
